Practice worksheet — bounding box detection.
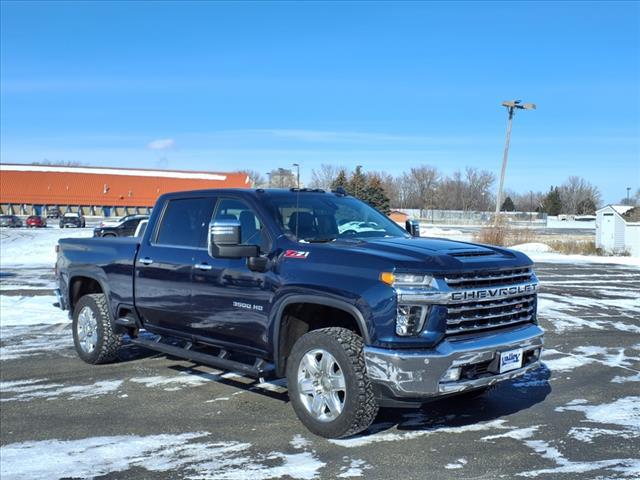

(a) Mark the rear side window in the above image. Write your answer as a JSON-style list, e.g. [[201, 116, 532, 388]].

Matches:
[[155, 197, 216, 248]]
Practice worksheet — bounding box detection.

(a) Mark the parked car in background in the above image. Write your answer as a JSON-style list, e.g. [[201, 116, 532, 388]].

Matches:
[[134, 219, 148, 238], [26, 215, 47, 228], [46, 208, 62, 219], [0, 215, 23, 228], [60, 212, 86, 228], [93, 214, 148, 237]]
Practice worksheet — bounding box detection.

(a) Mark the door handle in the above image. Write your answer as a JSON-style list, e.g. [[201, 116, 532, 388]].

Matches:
[[139, 257, 154, 265], [194, 263, 212, 271]]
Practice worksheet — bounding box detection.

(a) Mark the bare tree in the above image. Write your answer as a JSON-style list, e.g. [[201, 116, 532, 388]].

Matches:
[[400, 166, 440, 209], [558, 176, 601, 214], [309, 164, 341, 190], [239, 169, 266, 187], [464, 167, 495, 211]]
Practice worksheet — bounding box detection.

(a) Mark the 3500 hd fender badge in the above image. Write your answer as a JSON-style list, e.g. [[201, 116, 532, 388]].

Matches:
[[450, 283, 537, 301], [284, 250, 310, 259]]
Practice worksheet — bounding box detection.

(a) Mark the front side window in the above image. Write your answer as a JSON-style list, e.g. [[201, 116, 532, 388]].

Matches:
[[155, 197, 216, 248], [265, 194, 408, 242], [213, 198, 270, 253]]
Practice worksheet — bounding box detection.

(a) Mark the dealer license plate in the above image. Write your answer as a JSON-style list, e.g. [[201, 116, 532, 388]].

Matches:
[[499, 348, 524, 373]]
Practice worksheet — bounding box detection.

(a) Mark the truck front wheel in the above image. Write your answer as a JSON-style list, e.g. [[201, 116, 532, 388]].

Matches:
[[286, 327, 379, 438], [72, 293, 122, 364]]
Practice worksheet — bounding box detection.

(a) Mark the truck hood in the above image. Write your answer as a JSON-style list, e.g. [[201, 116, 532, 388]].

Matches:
[[317, 236, 533, 273]]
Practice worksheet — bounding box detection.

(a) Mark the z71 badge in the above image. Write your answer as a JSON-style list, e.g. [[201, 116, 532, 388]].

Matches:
[[284, 250, 310, 259]]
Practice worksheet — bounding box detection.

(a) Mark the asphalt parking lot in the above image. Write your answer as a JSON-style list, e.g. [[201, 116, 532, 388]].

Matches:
[[1, 243, 639, 479]]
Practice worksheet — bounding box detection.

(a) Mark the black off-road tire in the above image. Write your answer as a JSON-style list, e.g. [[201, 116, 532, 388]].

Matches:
[[286, 327, 379, 438], [72, 293, 122, 364]]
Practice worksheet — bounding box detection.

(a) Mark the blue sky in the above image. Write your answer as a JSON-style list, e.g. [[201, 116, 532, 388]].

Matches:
[[1, 1, 638, 203]]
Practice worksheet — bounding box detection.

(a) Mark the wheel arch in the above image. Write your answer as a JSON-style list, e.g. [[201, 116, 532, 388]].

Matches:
[[272, 295, 370, 377], [68, 274, 109, 314]]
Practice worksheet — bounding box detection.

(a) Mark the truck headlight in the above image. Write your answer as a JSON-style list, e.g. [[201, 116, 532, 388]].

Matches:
[[396, 304, 429, 336], [381, 272, 435, 287]]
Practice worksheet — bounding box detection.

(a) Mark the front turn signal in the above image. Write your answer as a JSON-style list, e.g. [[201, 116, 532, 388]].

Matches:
[[380, 272, 395, 285]]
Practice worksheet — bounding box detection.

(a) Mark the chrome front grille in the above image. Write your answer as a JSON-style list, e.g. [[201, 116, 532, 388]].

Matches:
[[444, 267, 533, 289], [445, 294, 536, 335]]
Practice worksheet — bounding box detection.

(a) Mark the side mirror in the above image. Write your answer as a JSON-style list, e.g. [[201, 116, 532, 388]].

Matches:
[[405, 219, 421, 237], [208, 220, 260, 258]]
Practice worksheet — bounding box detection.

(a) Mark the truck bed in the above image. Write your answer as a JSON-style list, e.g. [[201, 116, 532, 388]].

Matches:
[[57, 237, 140, 318]]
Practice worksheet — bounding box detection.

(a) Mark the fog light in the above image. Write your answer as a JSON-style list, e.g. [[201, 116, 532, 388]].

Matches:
[[396, 305, 428, 336], [442, 367, 461, 383]]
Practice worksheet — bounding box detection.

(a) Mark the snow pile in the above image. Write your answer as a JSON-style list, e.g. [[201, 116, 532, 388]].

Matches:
[[511, 242, 553, 253]]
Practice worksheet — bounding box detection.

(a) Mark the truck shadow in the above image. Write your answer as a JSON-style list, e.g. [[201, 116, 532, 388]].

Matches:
[[361, 365, 552, 437]]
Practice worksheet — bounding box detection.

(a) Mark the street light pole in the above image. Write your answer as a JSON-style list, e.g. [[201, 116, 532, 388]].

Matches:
[[293, 163, 300, 189], [495, 100, 536, 224]]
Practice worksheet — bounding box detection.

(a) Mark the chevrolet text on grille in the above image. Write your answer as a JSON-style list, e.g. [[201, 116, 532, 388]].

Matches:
[[450, 283, 538, 301]]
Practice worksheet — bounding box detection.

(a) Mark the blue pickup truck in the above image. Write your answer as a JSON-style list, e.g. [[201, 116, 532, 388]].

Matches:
[[55, 188, 543, 438]]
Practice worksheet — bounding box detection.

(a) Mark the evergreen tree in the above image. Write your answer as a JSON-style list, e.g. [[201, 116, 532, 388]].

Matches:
[[501, 196, 515, 212], [543, 187, 562, 216], [348, 165, 367, 199], [363, 175, 391, 214], [330, 169, 349, 191]]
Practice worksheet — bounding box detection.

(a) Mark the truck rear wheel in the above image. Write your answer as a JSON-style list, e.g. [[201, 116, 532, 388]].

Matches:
[[286, 327, 379, 438], [72, 293, 122, 364]]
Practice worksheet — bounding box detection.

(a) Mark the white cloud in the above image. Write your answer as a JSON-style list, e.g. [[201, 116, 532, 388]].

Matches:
[[147, 138, 175, 150]]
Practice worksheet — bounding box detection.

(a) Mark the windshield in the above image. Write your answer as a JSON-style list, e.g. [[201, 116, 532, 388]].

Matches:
[[265, 193, 409, 242]]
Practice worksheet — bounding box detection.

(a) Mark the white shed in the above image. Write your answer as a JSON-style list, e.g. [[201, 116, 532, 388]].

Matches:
[[595, 205, 640, 256]]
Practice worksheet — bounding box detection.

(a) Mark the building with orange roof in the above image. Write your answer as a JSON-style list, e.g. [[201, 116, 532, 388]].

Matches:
[[0, 163, 250, 217]]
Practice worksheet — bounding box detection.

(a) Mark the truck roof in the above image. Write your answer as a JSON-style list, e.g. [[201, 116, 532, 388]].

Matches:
[[160, 187, 342, 199]]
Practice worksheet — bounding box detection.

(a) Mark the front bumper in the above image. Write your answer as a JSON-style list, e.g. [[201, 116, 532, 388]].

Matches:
[[364, 324, 543, 399]]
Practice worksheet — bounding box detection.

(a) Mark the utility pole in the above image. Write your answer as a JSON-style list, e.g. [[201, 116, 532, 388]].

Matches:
[[495, 100, 536, 224], [627, 187, 631, 205], [293, 163, 300, 189]]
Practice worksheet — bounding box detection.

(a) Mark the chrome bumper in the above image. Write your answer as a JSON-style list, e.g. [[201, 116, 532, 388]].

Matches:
[[364, 324, 544, 398]]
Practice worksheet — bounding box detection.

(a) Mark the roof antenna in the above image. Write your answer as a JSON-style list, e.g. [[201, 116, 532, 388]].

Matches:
[[295, 180, 301, 241]]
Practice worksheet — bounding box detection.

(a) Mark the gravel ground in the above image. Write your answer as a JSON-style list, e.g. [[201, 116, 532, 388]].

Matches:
[[0, 228, 638, 479]]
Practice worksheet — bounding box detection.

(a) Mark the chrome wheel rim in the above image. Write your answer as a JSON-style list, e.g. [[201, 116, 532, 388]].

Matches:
[[77, 306, 98, 354], [297, 348, 346, 422]]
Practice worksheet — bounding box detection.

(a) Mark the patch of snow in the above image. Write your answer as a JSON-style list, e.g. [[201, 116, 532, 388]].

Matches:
[[444, 458, 468, 470], [337, 458, 371, 478], [1, 379, 123, 402], [568, 427, 637, 443], [527, 251, 640, 267], [542, 345, 640, 374], [0, 295, 70, 327], [612, 372, 640, 383], [482, 426, 541, 441], [0, 324, 72, 361], [0, 432, 327, 480], [329, 419, 508, 448], [555, 396, 640, 430], [290, 435, 312, 450], [511, 243, 553, 253], [0, 227, 92, 268], [130, 374, 212, 391]]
